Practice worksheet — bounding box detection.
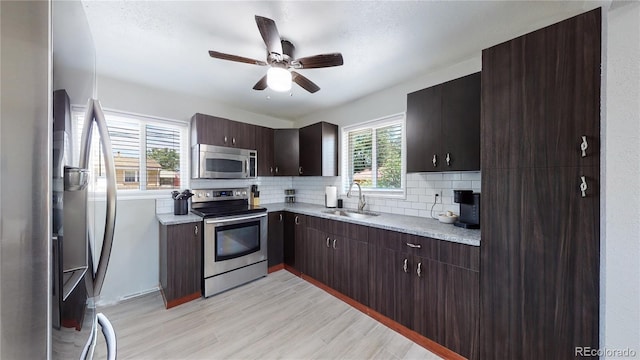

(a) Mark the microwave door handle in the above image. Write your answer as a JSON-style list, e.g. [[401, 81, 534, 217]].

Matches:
[[245, 159, 249, 177]]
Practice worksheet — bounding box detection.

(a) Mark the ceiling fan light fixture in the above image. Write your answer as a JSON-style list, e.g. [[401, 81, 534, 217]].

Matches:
[[267, 67, 292, 92]]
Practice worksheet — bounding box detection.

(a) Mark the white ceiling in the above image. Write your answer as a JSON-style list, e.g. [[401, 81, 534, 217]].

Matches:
[[80, 1, 602, 120]]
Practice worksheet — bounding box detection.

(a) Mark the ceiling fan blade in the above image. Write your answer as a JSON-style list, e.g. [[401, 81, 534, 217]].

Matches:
[[293, 53, 344, 69], [252, 75, 268, 90], [255, 15, 283, 55], [291, 71, 320, 93], [209, 50, 267, 66]]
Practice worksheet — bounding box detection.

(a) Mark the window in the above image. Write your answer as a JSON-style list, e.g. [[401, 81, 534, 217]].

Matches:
[[342, 113, 405, 196], [73, 108, 188, 193]]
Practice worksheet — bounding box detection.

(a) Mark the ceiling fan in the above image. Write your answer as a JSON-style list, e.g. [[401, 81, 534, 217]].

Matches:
[[208, 15, 344, 94]]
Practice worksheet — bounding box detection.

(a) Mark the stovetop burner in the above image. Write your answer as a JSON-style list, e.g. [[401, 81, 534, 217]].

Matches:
[[190, 187, 266, 218]]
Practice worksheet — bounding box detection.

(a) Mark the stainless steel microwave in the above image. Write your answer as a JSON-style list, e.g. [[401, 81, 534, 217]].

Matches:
[[192, 144, 257, 179]]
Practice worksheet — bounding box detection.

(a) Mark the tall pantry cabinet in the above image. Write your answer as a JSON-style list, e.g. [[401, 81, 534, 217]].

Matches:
[[480, 8, 600, 360]]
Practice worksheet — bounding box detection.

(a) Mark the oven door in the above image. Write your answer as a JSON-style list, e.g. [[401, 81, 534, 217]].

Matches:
[[203, 213, 267, 277]]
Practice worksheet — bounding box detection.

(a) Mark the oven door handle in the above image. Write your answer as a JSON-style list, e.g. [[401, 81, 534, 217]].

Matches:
[[205, 213, 267, 224]]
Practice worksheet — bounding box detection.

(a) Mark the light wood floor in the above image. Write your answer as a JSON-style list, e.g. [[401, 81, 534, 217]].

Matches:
[[94, 270, 441, 360]]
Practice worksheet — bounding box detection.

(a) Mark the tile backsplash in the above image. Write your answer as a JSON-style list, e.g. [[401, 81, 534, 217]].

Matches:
[[156, 172, 480, 219]]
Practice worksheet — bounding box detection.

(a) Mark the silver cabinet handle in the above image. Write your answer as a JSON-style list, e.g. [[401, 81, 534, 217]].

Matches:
[[406, 242, 422, 249], [417, 262, 422, 277], [299, 166, 303, 175], [194, 225, 198, 235], [275, 166, 279, 174], [403, 258, 408, 273], [326, 237, 331, 248], [581, 136, 588, 157], [295, 216, 300, 225], [432, 154, 437, 167], [580, 176, 588, 197], [446, 153, 451, 166], [232, 137, 236, 145], [332, 239, 337, 250], [279, 213, 283, 222], [270, 166, 274, 174], [224, 135, 228, 144]]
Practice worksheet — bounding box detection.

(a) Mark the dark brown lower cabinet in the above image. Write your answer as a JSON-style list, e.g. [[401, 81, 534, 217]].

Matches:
[[159, 221, 202, 309], [481, 167, 599, 359], [284, 213, 306, 273], [305, 218, 369, 306], [368, 227, 479, 360], [267, 212, 284, 267]]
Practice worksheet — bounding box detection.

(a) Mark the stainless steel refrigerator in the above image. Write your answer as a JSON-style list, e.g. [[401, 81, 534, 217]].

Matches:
[[1, 1, 117, 358]]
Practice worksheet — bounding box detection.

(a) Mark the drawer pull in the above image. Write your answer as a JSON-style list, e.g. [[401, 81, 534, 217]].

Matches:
[[332, 239, 337, 250], [403, 258, 408, 273], [279, 213, 283, 222], [580, 176, 588, 197], [406, 242, 422, 249], [446, 153, 451, 166], [194, 225, 198, 235], [432, 154, 437, 167], [417, 262, 422, 277], [295, 216, 300, 225], [326, 237, 331, 248]]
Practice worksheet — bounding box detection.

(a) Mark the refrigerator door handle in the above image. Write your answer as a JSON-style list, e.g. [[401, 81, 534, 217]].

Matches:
[[97, 312, 117, 360], [79, 99, 117, 297]]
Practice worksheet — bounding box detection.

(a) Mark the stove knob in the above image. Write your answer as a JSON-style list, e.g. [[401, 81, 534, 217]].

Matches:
[[206, 192, 211, 197], [197, 193, 202, 197]]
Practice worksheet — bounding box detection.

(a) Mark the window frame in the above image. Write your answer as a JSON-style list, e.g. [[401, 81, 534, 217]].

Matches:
[[341, 113, 406, 199], [71, 106, 190, 199]]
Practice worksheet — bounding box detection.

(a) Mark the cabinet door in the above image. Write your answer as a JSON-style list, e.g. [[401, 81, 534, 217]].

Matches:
[[230, 121, 255, 149], [441, 72, 480, 171], [273, 129, 299, 176], [293, 214, 307, 274], [483, 11, 600, 170], [159, 222, 202, 306], [332, 235, 368, 305], [412, 255, 440, 343], [256, 125, 275, 176], [368, 228, 399, 319], [406, 86, 441, 172], [481, 166, 599, 359], [267, 212, 284, 267], [440, 264, 479, 360], [306, 227, 332, 285], [283, 212, 296, 268], [298, 122, 338, 176]]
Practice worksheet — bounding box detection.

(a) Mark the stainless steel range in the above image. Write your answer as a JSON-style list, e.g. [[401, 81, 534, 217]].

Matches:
[[191, 188, 267, 297]]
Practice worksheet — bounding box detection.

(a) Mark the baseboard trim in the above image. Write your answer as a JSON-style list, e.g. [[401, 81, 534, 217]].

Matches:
[[268, 263, 285, 273], [282, 268, 465, 360]]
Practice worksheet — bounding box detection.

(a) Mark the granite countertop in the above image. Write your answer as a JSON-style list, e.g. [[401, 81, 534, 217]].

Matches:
[[156, 212, 202, 226], [262, 202, 480, 246]]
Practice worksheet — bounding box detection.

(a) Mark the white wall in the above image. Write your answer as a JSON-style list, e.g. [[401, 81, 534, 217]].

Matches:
[[602, 2, 640, 356], [97, 75, 294, 128]]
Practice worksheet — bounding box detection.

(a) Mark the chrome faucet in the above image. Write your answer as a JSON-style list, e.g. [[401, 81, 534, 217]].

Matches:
[[347, 181, 366, 211]]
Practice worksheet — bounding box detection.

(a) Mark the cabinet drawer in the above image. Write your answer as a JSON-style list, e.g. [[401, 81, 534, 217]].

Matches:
[[438, 240, 479, 271]]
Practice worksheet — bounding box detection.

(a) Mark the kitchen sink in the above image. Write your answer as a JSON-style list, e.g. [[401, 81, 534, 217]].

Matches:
[[322, 209, 380, 219]]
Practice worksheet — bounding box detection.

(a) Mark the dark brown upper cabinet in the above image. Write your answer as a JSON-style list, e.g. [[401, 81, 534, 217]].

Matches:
[[481, 11, 600, 171], [406, 72, 480, 172], [298, 122, 338, 176], [190, 113, 255, 149], [255, 125, 275, 176], [273, 129, 300, 176]]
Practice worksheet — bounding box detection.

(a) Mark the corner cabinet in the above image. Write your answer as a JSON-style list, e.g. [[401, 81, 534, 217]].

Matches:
[[255, 125, 275, 176], [480, 9, 600, 359], [190, 113, 255, 149], [159, 221, 202, 309], [406, 72, 480, 172], [298, 122, 338, 176]]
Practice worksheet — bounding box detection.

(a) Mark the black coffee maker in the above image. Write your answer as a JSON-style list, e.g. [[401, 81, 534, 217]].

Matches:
[[453, 190, 480, 229]]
